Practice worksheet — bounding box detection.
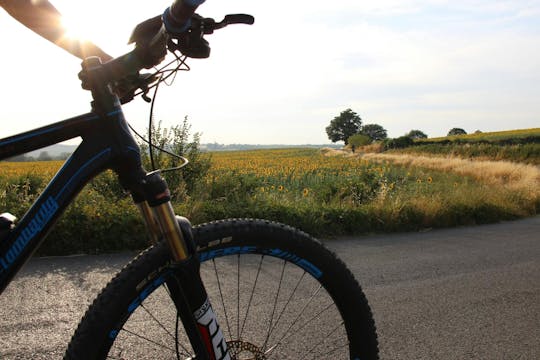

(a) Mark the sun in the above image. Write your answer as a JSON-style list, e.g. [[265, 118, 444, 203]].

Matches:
[[61, 16, 94, 43]]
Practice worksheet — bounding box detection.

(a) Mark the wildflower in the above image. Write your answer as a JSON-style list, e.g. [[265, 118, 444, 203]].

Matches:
[[278, 185, 284, 191], [303, 188, 309, 197], [427, 176, 433, 184], [417, 178, 422, 183]]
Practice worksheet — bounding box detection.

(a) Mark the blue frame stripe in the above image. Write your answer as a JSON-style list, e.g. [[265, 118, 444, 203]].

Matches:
[[0, 126, 60, 146], [56, 148, 112, 199]]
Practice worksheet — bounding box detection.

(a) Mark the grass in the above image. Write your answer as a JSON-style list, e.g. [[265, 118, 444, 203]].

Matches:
[[1, 147, 538, 255], [384, 128, 540, 164], [419, 128, 540, 143], [361, 153, 540, 197]]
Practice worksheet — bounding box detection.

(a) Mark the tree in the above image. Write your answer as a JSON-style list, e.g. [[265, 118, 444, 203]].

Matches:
[[326, 109, 362, 145], [406, 129, 428, 139], [447, 128, 467, 136], [360, 124, 387, 141], [37, 151, 52, 161], [348, 134, 371, 152]]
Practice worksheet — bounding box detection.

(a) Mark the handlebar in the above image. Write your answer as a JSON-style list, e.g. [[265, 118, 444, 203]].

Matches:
[[80, 1, 253, 103], [164, 0, 206, 35]]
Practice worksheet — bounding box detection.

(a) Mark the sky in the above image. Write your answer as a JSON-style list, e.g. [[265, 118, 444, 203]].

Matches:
[[0, 0, 539, 145]]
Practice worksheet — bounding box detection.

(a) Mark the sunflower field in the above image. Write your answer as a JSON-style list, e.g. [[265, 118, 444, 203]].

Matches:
[[1, 148, 537, 255]]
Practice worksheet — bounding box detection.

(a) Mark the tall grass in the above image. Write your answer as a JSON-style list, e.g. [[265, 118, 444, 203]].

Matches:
[[391, 128, 540, 164], [361, 153, 540, 199], [389, 143, 540, 165]]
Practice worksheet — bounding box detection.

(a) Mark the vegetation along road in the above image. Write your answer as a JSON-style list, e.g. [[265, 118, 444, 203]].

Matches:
[[0, 216, 538, 359]]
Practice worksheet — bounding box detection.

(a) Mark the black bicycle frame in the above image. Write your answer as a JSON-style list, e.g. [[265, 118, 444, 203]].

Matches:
[[0, 54, 227, 359], [0, 106, 143, 294]]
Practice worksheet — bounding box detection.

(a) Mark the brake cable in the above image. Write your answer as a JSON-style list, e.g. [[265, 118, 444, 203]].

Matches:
[[127, 52, 191, 173]]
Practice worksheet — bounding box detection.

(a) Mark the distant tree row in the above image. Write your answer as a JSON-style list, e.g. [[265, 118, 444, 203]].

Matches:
[[325, 109, 477, 150], [5, 151, 71, 162]]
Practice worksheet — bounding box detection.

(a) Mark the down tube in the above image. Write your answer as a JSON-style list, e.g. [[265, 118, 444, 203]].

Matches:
[[0, 140, 113, 293]]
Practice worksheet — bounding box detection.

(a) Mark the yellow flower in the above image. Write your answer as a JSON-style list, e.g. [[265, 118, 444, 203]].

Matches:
[[417, 178, 422, 183], [303, 188, 309, 197], [427, 176, 433, 184], [278, 185, 284, 191]]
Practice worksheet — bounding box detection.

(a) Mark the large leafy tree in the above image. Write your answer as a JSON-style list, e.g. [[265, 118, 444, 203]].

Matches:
[[447, 128, 467, 136], [361, 124, 388, 141], [326, 109, 362, 145], [406, 129, 428, 139]]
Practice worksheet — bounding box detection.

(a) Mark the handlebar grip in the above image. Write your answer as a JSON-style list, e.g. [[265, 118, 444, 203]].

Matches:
[[100, 52, 144, 81], [163, 0, 206, 34]]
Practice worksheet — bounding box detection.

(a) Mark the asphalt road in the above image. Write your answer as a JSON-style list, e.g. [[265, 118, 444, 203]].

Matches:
[[0, 216, 538, 359]]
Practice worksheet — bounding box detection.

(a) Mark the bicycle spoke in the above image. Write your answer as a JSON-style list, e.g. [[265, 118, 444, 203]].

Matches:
[[239, 255, 265, 338], [298, 320, 346, 360], [320, 335, 350, 357], [175, 313, 194, 359], [213, 258, 233, 338], [264, 284, 323, 356], [113, 327, 176, 354], [266, 270, 306, 342], [261, 260, 287, 351], [139, 303, 175, 341], [286, 301, 336, 340], [236, 253, 240, 340]]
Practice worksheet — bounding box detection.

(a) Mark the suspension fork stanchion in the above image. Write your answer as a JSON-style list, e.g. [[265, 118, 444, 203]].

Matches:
[[134, 199, 162, 244], [143, 171, 230, 360]]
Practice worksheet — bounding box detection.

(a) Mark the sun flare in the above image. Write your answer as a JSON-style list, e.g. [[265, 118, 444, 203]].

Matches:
[[61, 16, 94, 43]]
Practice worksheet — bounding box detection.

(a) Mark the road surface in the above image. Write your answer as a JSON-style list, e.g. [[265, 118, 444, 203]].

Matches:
[[0, 216, 539, 359]]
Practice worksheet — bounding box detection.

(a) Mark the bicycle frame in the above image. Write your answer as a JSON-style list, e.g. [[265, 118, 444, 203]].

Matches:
[[0, 52, 231, 359], [0, 108, 141, 293]]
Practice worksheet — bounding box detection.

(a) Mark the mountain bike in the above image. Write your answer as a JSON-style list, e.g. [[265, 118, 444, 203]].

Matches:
[[0, 1, 379, 359]]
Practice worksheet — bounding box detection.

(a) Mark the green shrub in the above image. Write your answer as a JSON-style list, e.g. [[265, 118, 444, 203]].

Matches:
[[139, 116, 211, 199], [384, 136, 414, 149]]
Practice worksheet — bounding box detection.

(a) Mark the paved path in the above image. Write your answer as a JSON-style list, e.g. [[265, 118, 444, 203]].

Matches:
[[0, 216, 539, 359], [330, 216, 540, 359]]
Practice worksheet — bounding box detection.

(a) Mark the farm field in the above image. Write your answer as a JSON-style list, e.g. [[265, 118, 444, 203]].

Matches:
[[389, 128, 540, 164], [419, 127, 540, 143], [1, 147, 538, 255]]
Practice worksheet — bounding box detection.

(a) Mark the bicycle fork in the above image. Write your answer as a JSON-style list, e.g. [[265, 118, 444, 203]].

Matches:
[[135, 171, 230, 360]]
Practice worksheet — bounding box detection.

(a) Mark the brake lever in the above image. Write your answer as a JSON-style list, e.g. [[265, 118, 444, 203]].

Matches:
[[223, 14, 255, 26], [168, 13, 254, 58], [205, 14, 255, 34], [115, 72, 159, 104]]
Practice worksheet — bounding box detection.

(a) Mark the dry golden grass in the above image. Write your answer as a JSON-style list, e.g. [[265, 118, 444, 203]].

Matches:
[[319, 147, 348, 156], [358, 142, 385, 153], [359, 153, 540, 199]]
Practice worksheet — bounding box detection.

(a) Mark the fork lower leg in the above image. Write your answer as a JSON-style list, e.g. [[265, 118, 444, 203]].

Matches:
[[137, 171, 230, 360]]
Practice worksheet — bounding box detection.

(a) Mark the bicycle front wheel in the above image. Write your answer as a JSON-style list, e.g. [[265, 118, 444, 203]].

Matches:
[[65, 219, 379, 359]]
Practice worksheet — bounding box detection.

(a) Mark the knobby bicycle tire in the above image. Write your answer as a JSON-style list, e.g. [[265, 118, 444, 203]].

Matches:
[[65, 219, 378, 359]]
